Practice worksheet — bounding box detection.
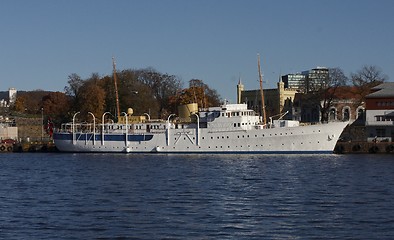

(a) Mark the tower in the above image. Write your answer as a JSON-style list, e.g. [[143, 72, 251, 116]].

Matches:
[[8, 88, 17, 105], [236, 78, 244, 104]]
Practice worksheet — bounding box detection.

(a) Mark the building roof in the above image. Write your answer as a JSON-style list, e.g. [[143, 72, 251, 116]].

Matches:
[[367, 88, 394, 98], [371, 82, 394, 91], [367, 82, 394, 98]]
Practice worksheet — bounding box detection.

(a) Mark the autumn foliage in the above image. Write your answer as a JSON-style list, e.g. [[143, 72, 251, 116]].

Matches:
[[12, 68, 222, 126]]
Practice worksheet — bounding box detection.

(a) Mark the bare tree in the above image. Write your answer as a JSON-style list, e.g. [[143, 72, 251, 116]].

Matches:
[[135, 68, 183, 117], [319, 68, 348, 122], [301, 68, 348, 122], [64, 73, 83, 97], [351, 65, 388, 104]]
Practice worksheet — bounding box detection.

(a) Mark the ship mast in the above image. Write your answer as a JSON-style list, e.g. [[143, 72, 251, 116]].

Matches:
[[258, 53, 266, 125], [112, 57, 121, 120]]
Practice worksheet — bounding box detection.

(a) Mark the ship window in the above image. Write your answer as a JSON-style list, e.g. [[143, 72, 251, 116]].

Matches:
[[238, 123, 240, 127], [234, 123, 236, 127]]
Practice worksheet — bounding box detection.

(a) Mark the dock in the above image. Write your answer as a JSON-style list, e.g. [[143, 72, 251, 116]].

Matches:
[[334, 141, 394, 154]]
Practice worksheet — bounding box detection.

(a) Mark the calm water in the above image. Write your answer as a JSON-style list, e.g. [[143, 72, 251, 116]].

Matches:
[[0, 153, 393, 239]]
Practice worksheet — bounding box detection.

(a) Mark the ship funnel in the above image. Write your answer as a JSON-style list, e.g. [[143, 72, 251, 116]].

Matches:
[[178, 103, 198, 122]]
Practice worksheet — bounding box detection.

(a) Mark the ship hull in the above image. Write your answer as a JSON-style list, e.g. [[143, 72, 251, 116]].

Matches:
[[54, 122, 347, 154]]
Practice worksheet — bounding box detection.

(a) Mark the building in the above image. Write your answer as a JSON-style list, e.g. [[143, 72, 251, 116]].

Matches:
[[8, 88, 17, 105], [237, 79, 298, 121], [281, 73, 305, 90], [302, 67, 329, 93], [281, 67, 329, 93], [365, 82, 394, 142], [292, 86, 365, 123]]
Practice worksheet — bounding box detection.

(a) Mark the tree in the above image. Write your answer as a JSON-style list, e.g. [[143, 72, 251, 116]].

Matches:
[[301, 68, 348, 122], [77, 74, 106, 121], [13, 90, 50, 114], [117, 69, 161, 118], [64, 73, 84, 98], [13, 95, 26, 112], [135, 68, 183, 117], [42, 92, 72, 125], [169, 79, 221, 112], [351, 65, 388, 104]]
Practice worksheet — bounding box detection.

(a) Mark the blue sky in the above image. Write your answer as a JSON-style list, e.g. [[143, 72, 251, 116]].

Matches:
[[1, 0, 393, 102]]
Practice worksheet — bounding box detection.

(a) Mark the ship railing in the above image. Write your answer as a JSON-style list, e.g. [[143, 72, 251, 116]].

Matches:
[[59, 122, 99, 133]]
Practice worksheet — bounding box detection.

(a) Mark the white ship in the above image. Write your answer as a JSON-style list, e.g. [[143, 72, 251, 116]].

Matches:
[[53, 103, 348, 154], [54, 57, 347, 153]]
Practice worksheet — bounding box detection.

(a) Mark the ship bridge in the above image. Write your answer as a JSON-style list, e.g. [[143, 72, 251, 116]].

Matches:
[[198, 103, 262, 130]]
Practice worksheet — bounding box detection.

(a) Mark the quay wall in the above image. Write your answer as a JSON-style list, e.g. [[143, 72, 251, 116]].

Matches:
[[334, 141, 394, 154]]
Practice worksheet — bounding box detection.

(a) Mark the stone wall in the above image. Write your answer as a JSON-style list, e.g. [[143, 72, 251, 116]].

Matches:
[[15, 117, 50, 142]]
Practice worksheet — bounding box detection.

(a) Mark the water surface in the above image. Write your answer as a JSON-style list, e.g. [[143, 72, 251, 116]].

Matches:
[[1, 153, 393, 239]]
